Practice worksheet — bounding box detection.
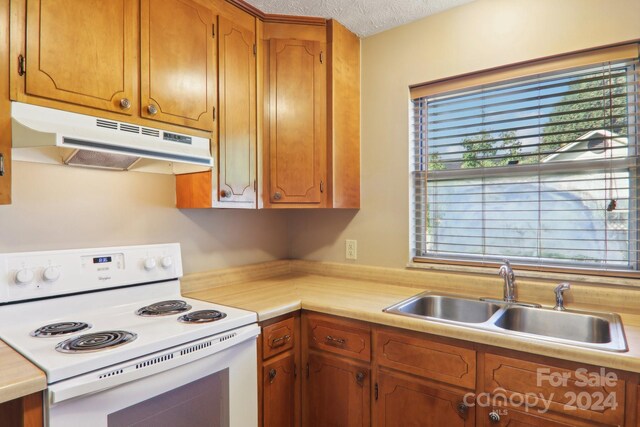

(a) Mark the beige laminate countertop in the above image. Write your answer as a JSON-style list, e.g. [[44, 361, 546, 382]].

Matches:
[[0, 340, 46, 404], [184, 272, 640, 374]]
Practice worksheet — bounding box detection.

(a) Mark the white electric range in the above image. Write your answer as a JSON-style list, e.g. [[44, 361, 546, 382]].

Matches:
[[0, 243, 259, 427]]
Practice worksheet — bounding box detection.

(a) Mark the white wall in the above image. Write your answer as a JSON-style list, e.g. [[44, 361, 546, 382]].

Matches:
[[288, 0, 640, 268], [0, 162, 290, 273]]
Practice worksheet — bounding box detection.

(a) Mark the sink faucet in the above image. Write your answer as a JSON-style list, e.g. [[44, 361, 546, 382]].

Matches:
[[553, 282, 571, 311], [498, 260, 516, 303]]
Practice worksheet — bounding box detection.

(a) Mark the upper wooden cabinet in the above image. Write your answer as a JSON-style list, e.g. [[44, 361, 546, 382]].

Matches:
[[216, 15, 257, 205], [1, 0, 11, 206], [23, 0, 137, 115], [266, 38, 326, 206], [11, 0, 216, 133], [140, 0, 215, 130]]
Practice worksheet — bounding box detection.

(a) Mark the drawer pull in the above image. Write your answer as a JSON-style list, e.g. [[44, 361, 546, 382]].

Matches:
[[325, 335, 346, 346], [488, 411, 500, 423], [270, 334, 291, 348], [268, 368, 277, 384], [355, 371, 365, 385]]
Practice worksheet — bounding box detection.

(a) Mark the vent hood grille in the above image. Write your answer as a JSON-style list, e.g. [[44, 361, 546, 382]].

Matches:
[[11, 102, 214, 174]]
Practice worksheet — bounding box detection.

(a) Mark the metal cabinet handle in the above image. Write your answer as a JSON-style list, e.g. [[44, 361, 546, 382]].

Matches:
[[273, 192, 282, 200], [325, 335, 346, 346], [355, 371, 365, 385], [488, 411, 500, 423], [0, 154, 4, 177], [270, 334, 291, 348], [268, 368, 277, 384], [119, 98, 131, 110], [147, 104, 158, 115]]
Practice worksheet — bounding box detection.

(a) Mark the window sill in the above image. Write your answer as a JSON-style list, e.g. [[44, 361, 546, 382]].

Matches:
[[407, 259, 640, 288]]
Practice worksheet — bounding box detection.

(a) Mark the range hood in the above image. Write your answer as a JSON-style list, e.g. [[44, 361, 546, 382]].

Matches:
[[11, 102, 214, 174]]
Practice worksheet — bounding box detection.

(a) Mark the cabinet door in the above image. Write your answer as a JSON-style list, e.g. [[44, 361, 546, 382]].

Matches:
[[216, 16, 256, 205], [263, 354, 296, 427], [268, 38, 326, 205], [140, 0, 215, 131], [477, 407, 590, 427], [304, 353, 369, 427], [376, 371, 474, 427], [25, 0, 136, 114]]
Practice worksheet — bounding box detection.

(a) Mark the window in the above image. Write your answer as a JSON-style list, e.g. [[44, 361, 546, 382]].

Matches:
[[411, 45, 640, 276]]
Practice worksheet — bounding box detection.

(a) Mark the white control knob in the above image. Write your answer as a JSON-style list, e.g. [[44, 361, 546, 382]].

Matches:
[[15, 269, 34, 285], [160, 256, 173, 269], [143, 258, 157, 271], [42, 266, 61, 283]]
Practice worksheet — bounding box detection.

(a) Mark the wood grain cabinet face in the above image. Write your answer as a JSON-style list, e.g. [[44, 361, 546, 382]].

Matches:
[[263, 354, 296, 427], [483, 353, 625, 426], [24, 0, 136, 114], [375, 329, 476, 390], [306, 313, 370, 362], [262, 316, 295, 359], [477, 407, 586, 427], [268, 38, 326, 205], [216, 16, 256, 205], [305, 352, 370, 427], [376, 371, 475, 427], [140, 0, 215, 131]]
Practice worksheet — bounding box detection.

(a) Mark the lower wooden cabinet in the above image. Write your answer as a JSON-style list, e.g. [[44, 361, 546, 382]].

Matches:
[[304, 352, 370, 427], [261, 311, 640, 427], [376, 370, 474, 427], [258, 313, 300, 427], [0, 392, 43, 427], [263, 354, 296, 427]]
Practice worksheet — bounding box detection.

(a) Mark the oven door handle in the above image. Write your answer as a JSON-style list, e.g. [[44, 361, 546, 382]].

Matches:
[[47, 323, 260, 405]]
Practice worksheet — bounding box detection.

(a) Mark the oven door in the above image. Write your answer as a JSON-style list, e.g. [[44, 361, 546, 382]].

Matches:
[[46, 324, 259, 427]]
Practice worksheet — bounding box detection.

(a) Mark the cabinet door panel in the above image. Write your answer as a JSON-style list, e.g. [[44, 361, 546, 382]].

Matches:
[[305, 353, 369, 427], [25, 0, 136, 114], [484, 353, 625, 426], [263, 354, 296, 427], [477, 407, 595, 427], [141, 0, 215, 130], [268, 38, 325, 204], [377, 371, 474, 427], [217, 16, 256, 204]]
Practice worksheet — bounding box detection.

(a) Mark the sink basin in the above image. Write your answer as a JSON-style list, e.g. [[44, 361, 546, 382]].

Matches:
[[384, 294, 502, 324], [383, 292, 628, 352], [493, 306, 627, 351]]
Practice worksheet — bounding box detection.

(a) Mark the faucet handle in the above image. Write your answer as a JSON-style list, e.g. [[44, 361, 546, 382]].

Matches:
[[553, 282, 571, 311]]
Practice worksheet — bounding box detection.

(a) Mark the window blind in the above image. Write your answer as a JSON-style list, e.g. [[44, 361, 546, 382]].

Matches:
[[411, 52, 640, 275]]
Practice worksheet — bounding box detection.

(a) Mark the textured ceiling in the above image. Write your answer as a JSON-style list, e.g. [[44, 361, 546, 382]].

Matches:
[[245, 0, 475, 37]]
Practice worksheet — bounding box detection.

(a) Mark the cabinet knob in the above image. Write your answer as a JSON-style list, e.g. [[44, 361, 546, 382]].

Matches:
[[355, 371, 365, 385], [268, 368, 277, 384], [220, 190, 231, 199], [273, 192, 282, 201], [119, 98, 131, 110], [456, 402, 468, 416], [147, 104, 158, 115], [488, 411, 501, 423]]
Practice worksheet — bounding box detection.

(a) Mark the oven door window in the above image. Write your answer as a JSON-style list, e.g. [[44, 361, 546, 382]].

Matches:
[[108, 370, 229, 427]]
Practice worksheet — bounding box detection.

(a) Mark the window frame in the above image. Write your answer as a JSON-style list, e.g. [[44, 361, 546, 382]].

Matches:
[[409, 42, 640, 279]]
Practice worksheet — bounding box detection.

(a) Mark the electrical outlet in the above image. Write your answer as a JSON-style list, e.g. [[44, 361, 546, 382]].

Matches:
[[345, 240, 357, 260]]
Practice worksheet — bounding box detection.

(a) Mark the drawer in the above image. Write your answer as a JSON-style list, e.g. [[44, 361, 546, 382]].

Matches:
[[262, 316, 295, 359], [484, 353, 625, 426], [374, 328, 476, 389], [306, 313, 371, 362]]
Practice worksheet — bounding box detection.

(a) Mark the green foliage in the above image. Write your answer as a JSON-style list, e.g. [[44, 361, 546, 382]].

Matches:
[[460, 130, 527, 168], [541, 72, 628, 152]]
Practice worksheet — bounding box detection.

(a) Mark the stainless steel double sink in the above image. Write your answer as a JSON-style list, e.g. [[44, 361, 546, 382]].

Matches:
[[383, 293, 628, 352]]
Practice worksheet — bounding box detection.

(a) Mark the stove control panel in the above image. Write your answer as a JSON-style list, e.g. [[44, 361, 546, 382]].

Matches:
[[0, 243, 183, 303]]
